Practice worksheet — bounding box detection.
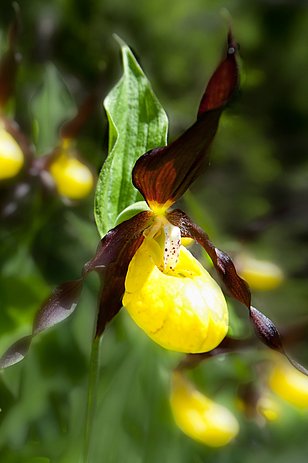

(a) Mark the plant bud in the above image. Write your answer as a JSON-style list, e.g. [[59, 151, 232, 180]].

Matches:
[[170, 372, 239, 447]]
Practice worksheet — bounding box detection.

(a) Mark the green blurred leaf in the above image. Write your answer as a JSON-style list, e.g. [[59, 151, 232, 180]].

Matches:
[[30, 63, 76, 154], [94, 37, 168, 237]]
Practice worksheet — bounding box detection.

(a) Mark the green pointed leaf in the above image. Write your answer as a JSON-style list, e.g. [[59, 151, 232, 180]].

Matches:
[[30, 63, 76, 154], [94, 37, 168, 237]]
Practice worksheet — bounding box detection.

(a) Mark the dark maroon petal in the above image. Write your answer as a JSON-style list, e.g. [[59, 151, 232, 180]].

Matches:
[[132, 33, 238, 208], [84, 211, 153, 337], [0, 336, 31, 369], [249, 306, 283, 351], [0, 10, 20, 107], [84, 210, 153, 273], [33, 279, 83, 335], [95, 232, 143, 337], [249, 307, 308, 375], [168, 208, 251, 307]]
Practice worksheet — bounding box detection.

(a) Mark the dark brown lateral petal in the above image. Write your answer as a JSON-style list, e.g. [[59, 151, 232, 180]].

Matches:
[[132, 34, 238, 208], [0, 211, 153, 369], [167, 209, 251, 307], [168, 208, 308, 375], [84, 210, 153, 337], [0, 280, 83, 369], [0, 336, 32, 369], [94, 232, 144, 337], [33, 279, 83, 334], [84, 210, 153, 273]]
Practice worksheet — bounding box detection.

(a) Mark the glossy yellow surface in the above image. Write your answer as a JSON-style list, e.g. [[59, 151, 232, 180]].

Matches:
[[123, 237, 228, 353], [49, 153, 94, 199], [170, 372, 239, 447], [0, 128, 24, 180], [269, 357, 308, 409]]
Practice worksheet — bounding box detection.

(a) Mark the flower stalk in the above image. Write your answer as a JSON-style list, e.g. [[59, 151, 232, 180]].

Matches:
[[83, 335, 102, 463]]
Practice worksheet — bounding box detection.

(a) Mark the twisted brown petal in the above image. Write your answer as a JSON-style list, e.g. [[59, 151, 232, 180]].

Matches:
[[168, 209, 251, 307], [132, 33, 238, 208], [168, 209, 308, 375], [84, 210, 153, 336], [0, 211, 153, 368]]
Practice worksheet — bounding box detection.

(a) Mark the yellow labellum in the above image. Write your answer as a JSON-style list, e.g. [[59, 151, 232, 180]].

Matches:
[[0, 128, 24, 180], [269, 357, 308, 409], [123, 237, 228, 353], [49, 153, 94, 199], [170, 372, 239, 447]]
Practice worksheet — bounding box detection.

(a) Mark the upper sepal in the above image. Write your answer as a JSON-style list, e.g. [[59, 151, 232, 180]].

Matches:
[[197, 31, 238, 117], [132, 33, 239, 210]]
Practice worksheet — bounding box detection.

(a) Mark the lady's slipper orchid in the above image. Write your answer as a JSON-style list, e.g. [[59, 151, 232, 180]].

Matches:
[[170, 372, 239, 446], [0, 33, 306, 372]]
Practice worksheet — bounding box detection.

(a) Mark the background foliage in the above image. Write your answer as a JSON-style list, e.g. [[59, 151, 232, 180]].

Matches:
[[0, 0, 308, 461]]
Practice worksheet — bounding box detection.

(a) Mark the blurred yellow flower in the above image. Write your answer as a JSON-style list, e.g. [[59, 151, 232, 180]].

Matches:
[[256, 395, 280, 421], [0, 126, 24, 180], [236, 254, 284, 291], [170, 372, 239, 447], [269, 356, 308, 409], [123, 230, 228, 353], [49, 152, 94, 200]]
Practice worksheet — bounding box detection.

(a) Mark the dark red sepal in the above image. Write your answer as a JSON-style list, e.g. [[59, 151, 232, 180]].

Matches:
[[33, 279, 83, 334], [132, 33, 238, 208], [167, 208, 251, 307], [197, 31, 238, 117]]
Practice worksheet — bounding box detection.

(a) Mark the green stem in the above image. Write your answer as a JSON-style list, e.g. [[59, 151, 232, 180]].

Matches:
[[83, 335, 102, 463]]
